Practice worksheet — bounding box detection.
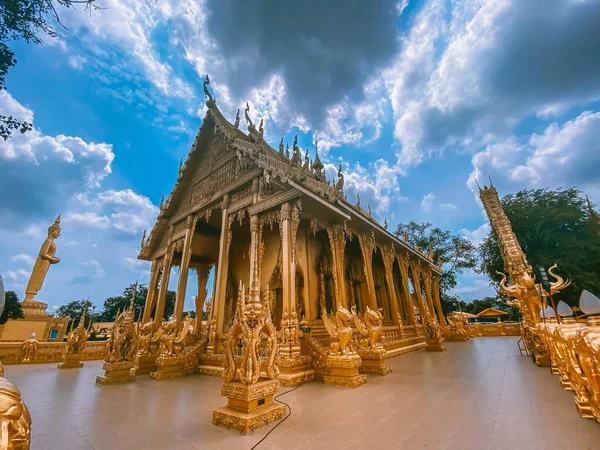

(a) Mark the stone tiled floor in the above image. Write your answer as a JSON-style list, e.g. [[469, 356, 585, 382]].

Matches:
[[7, 337, 600, 449]]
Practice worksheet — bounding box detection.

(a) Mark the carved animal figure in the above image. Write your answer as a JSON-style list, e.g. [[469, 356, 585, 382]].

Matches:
[[0, 363, 31, 449], [323, 304, 355, 355]]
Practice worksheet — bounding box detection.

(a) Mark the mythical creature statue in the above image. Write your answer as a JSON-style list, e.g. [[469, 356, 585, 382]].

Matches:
[[158, 317, 194, 357], [322, 304, 356, 355], [105, 306, 138, 363], [384, 219, 388, 230], [0, 362, 31, 449], [137, 321, 156, 356], [65, 307, 89, 355], [446, 314, 468, 338], [335, 164, 344, 192], [222, 281, 279, 385], [25, 215, 61, 301], [352, 306, 385, 352], [424, 317, 442, 342], [258, 118, 264, 139], [21, 333, 39, 363], [303, 149, 310, 170], [203, 74, 214, 103], [244, 102, 254, 128]]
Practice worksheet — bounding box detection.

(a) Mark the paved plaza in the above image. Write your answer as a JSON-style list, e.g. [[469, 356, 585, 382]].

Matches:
[[8, 337, 600, 449]]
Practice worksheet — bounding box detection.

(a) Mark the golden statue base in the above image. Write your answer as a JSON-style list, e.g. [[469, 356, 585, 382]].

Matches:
[[278, 355, 315, 386], [213, 379, 286, 434], [150, 355, 190, 381], [575, 397, 595, 419], [359, 350, 392, 376], [197, 353, 225, 377], [96, 361, 136, 385], [323, 354, 367, 388], [135, 353, 158, 376], [559, 376, 572, 391], [425, 340, 446, 352], [57, 353, 84, 369]]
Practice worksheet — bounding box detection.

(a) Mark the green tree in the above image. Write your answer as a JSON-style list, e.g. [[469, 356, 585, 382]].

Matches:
[[478, 188, 600, 307], [1, 0, 98, 139], [0, 291, 24, 324], [98, 283, 176, 322], [394, 221, 478, 314], [55, 299, 96, 330]]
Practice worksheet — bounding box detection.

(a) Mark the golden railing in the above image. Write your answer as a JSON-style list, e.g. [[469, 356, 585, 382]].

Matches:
[[0, 340, 108, 364]]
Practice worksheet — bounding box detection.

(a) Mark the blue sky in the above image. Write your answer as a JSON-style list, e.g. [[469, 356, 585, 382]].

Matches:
[[1, 0, 599, 314]]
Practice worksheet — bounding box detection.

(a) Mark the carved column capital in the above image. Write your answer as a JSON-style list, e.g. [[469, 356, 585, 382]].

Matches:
[[250, 214, 260, 233]]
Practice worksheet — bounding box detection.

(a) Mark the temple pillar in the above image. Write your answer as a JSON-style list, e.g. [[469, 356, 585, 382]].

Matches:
[[326, 224, 347, 309], [410, 261, 429, 320], [398, 254, 416, 325], [431, 276, 447, 326], [358, 232, 377, 310], [195, 263, 211, 317], [154, 249, 174, 326], [142, 259, 161, 323], [422, 270, 438, 324], [381, 245, 401, 327], [280, 203, 295, 315], [213, 194, 231, 334], [175, 215, 196, 324], [249, 214, 260, 288]]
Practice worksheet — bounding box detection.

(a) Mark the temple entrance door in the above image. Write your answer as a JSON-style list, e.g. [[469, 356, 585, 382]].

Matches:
[[273, 287, 283, 329], [324, 275, 334, 313]]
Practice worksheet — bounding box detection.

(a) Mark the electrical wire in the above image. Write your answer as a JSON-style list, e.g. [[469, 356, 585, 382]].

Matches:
[[250, 383, 302, 450]]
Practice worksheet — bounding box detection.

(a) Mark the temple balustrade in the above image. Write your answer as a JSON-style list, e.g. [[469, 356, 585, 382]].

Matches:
[[0, 340, 108, 364]]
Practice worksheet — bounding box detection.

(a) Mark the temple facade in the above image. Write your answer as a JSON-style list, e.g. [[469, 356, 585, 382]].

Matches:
[[137, 88, 445, 385]]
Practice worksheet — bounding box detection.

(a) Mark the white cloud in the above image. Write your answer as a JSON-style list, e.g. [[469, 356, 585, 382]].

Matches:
[[10, 253, 35, 266], [450, 269, 497, 302], [3, 269, 30, 283], [81, 259, 106, 278], [460, 223, 491, 247], [439, 203, 457, 211], [420, 193, 435, 212]]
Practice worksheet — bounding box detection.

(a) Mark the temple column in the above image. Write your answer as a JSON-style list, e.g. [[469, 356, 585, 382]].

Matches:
[[213, 194, 231, 334], [280, 203, 295, 316], [358, 232, 377, 310], [195, 263, 211, 317], [422, 270, 438, 324], [175, 215, 196, 324], [432, 276, 447, 326], [249, 214, 260, 289], [143, 259, 161, 323], [326, 223, 347, 309], [410, 261, 429, 322], [382, 245, 401, 327], [398, 254, 417, 325], [154, 249, 174, 326]]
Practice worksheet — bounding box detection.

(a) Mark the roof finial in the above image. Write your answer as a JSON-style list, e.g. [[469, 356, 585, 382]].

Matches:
[[129, 280, 139, 312], [285, 143, 290, 159], [335, 164, 344, 193], [303, 149, 310, 170], [141, 229, 146, 249], [475, 178, 482, 191], [384, 218, 388, 230], [160, 193, 165, 209], [178, 158, 183, 174], [356, 193, 361, 208], [488, 175, 493, 188], [279, 138, 284, 155], [203, 74, 214, 103], [234, 109, 240, 129], [245, 102, 254, 127], [258, 118, 264, 138]]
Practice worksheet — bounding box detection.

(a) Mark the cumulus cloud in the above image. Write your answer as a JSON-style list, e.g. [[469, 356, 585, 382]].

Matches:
[[420, 193, 435, 213], [10, 254, 35, 266], [0, 91, 115, 226], [469, 110, 600, 200], [460, 223, 491, 247], [80, 259, 106, 278]]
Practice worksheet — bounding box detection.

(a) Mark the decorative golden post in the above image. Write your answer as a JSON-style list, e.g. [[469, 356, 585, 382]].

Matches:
[[96, 283, 139, 385], [0, 362, 31, 449], [58, 304, 90, 369], [213, 281, 286, 434]]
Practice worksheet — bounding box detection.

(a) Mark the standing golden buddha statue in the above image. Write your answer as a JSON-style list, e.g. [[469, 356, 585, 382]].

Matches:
[[24, 215, 61, 304]]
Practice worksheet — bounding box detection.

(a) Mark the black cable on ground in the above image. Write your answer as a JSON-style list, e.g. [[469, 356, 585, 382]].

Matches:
[[250, 383, 302, 449]]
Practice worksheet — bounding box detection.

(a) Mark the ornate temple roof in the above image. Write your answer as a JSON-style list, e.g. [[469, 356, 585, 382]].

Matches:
[[139, 82, 441, 273]]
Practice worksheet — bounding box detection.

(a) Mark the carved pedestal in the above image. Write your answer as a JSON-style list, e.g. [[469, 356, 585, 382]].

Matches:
[[278, 355, 315, 387], [213, 379, 286, 434], [57, 353, 83, 369], [575, 397, 595, 419], [359, 350, 392, 376], [96, 361, 136, 385], [324, 354, 367, 388], [150, 355, 188, 381], [197, 353, 225, 377], [135, 353, 158, 376], [425, 339, 446, 352]]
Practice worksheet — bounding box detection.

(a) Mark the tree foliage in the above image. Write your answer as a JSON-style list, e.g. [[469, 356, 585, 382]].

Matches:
[[478, 188, 600, 307], [0, 0, 98, 139], [0, 291, 23, 324], [394, 221, 478, 293], [98, 283, 176, 322], [55, 298, 96, 329]]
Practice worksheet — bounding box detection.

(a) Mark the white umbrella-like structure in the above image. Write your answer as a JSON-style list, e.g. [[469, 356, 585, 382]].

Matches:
[[580, 290, 600, 315]]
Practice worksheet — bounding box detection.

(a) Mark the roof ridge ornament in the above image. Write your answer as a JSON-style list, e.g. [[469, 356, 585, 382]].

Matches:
[[233, 109, 240, 129], [279, 138, 284, 155], [335, 164, 344, 193], [258, 118, 264, 139], [203, 74, 214, 104], [245, 102, 254, 128]]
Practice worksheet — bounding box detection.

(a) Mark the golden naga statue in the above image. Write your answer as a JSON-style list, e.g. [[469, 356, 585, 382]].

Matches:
[[222, 282, 279, 385], [351, 305, 385, 352], [573, 317, 600, 421], [137, 321, 156, 356], [322, 304, 356, 355], [105, 306, 138, 364], [158, 317, 194, 357], [24, 215, 61, 302], [0, 362, 31, 449], [66, 306, 90, 355], [20, 333, 39, 363]]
